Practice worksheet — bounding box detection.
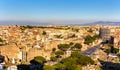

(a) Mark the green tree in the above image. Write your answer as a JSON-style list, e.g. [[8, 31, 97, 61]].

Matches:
[[71, 51, 82, 58], [58, 44, 70, 51], [61, 58, 77, 70], [105, 48, 119, 54], [75, 65, 82, 70], [50, 56, 57, 61], [68, 34, 76, 38], [84, 35, 96, 45], [72, 28, 79, 32], [104, 49, 111, 54], [54, 35, 63, 38], [52, 48, 56, 53], [53, 51, 94, 70], [113, 48, 119, 54], [43, 65, 55, 70], [77, 55, 94, 66], [71, 51, 94, 66], [0, 38, 3, 42], [74, 43, 82, 50], [55, 51, 64, 58], [54, 63, 66, 70], [42, 31, 46, 35], [26, 25, 34, 29], [69, 42, 74, 46], [108, 44, 113, 47], [33, 56, 46, 64]]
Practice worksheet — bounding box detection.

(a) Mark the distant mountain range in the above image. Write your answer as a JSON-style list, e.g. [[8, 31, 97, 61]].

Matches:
[[0, 20, 120, 26], [81, 21, 120, 26]]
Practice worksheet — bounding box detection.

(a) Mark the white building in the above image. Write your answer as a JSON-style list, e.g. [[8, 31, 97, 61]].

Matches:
[[36, 35, 41, 41], [18, 51, 22, 60], [34, 44, 41, 48], [0, 64, 3, 70], [7, 66, 17, 70]]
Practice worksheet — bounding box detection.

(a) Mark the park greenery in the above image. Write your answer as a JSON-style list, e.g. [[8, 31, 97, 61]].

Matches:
[[17, 52, 94, 70], [50, 56, 58, 61], [30, 56, 46, 64], [48, 42, 90, 70], [54, 34, 63, 38], [0, 37, 3, 42], [54, 33, 77, 39], [18, 42, 93, 70], [52, 48, 56, 53], [72, 28, 79, 32], [103, 43, 119, 54], [20, 25, 34, 29], [105, 47, 119, 54], [69, 42, 74, 46], [73, 43, 82, 49], [43, 65, 55, 70], [43, 51, 94, 70], [42, 31, 47, 35], [0, 37, 5, 46], [58, 43, 82, 51], [68, 34, 76, 38], [55, 50, 64, 58], [84, 35, 99, 45], [20, 42, 94, 70], [50, 42, 83, 62], [58, 44, 70, 51]]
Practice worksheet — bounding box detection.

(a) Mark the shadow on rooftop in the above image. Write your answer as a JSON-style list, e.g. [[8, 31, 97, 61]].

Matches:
[[17, 59, 43, 70], [98, 59, 120, 70]]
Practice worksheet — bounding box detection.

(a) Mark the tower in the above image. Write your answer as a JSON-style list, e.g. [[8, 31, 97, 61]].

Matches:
[[22, 51, 27, 62], [99, 27, 111, 41], [118, 41, 120, 53]]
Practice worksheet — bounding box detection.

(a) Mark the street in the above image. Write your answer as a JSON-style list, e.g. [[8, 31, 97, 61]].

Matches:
[[81, 44, 101, 56]]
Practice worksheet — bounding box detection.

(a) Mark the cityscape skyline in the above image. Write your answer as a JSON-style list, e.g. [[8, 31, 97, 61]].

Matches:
[[0, 0, 120, 69]]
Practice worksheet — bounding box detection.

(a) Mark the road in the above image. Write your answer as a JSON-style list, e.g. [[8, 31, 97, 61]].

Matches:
[[81, 44, 101, 56]]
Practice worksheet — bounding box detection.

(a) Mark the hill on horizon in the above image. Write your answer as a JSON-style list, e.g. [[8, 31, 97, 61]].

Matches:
[[0, 20, 120, 26]]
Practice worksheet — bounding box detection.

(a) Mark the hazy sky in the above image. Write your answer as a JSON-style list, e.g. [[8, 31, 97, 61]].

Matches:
[[0, 0, 120, 22]]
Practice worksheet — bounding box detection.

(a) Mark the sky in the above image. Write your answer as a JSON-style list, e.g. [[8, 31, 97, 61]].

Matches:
[[0, 0, 120, 24]]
